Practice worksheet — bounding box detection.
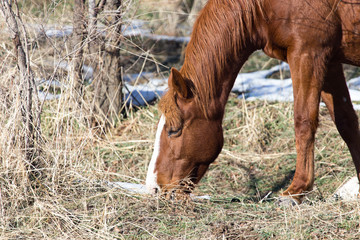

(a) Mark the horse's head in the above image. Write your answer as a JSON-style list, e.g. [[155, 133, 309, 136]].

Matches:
[[146, 68, 224, 197]]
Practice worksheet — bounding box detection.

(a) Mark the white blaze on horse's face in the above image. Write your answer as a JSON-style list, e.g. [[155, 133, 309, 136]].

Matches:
[[145, 115, 165, 194]]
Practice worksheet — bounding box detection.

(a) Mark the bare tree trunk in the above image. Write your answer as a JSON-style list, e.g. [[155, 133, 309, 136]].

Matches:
[[90, 0, 123, 129], [71, 0, 86, 106], [88, 0, 106, 44], [0, 0, 36, 167]]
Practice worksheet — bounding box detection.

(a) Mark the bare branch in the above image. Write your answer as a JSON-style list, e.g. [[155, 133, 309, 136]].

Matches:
[[71, 0, 87, 106], [96, 0, 107, 13], [0, 0, 37, 166]]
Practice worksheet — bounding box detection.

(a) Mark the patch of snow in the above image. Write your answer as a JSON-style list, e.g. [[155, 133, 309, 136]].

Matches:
[[348, 77, 360, 91], [36, 78, 64, 101], [141, 33, 190, 43], [122, 19, 190, 42], [193, 195, 211, 200], [124, 89, 163, 107], [234, 78, 293, 101], [232, 63, 360, 109], [233, 62, 292, 101], [37, 91, 60, 101], [110, 182, 148, 194], [123, 78, 167, 106], [123, 72, 154, 82], [122, 19, 151, 36], [57, 61, 93, 82], [110, 181, 211, 200], [332, 176, 359, 201], [82, 65, 94, 82], [45, 25, 73, 38], [36, 79, 64, 88], [36, 20, 191, 44], [349, 89, 360, 102]]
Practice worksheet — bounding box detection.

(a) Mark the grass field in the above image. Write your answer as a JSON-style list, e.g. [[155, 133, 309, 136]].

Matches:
[[1, 0, 360, 239], [2, 96, 360, 239]]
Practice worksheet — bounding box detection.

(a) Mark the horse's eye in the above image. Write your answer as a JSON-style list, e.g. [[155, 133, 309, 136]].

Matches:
[[168, 127, 182, 137]]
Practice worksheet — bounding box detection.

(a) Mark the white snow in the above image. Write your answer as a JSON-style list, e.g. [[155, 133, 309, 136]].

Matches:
[[110, 181, 211, 200], [333, 176, 359, 201], [37, 91, 61, 101], [45, 26, 73, 38], [110, 182, 148, 194], [34, 20, 190, 43], [348, 77, 360, 91]]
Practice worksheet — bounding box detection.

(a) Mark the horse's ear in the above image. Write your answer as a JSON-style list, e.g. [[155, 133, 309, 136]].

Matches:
[[169, 68, 190, 99]]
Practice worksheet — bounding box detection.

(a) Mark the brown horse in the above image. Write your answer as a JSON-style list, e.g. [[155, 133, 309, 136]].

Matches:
[[146, 0, 360, 204]]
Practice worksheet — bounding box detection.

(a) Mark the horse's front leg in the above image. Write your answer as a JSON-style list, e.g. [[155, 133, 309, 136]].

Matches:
[[280, 51, 326, 204]]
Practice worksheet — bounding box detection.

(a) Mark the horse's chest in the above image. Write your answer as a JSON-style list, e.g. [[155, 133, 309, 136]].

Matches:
[[263, 43, 287, 62]]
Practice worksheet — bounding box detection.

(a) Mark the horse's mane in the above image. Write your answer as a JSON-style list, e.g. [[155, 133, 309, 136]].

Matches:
[[182, 0, 263, 117], [160, 0, 263, 124]]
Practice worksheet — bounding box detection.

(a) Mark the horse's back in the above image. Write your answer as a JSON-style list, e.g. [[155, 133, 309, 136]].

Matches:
[[337, 0, 360, 65], [261, 0, 360, 66]]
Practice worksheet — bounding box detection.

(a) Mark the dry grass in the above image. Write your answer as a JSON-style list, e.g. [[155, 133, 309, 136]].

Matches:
[[2, 92, 360, 238], [1, 0, 360, 239]]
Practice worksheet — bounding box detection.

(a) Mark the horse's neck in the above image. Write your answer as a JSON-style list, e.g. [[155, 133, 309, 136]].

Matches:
[[182, 0, 261, 119], [217, 52, 254, 109], [182, 41, 255, 120], [195, 50, 253, 120]]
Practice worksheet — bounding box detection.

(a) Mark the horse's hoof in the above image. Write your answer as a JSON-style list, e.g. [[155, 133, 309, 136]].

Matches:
[[276, 196, 300, 207]]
